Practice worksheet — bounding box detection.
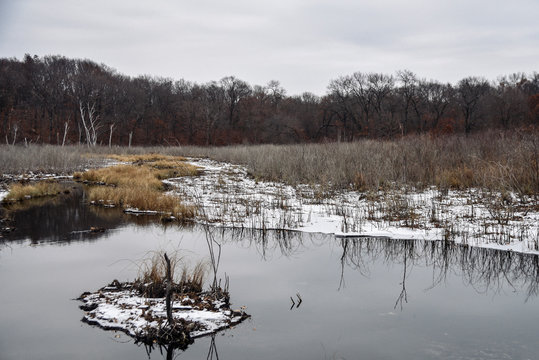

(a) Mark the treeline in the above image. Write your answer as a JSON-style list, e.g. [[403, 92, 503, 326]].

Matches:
[[1, 54, 538, 146]]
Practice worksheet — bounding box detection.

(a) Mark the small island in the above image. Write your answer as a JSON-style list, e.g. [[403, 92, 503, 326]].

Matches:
[[78, 253, 249, 349]]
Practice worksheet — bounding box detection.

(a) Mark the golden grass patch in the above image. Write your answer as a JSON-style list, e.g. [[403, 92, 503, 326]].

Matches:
[[5, 181, 63, 202], [74, 165, 164, 190], [76, 155, 199, 220], [87, 186, 196, 218]]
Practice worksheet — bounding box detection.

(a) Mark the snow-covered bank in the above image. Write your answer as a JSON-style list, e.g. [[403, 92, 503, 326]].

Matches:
[[166, 158, 539, 255], [0, 190, 7, 202]]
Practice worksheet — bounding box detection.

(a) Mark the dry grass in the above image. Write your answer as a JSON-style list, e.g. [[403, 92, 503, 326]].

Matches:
[[73, 156, 199, 186], [87, 186, 196, 218], [0, 144, 105, 174], [75, 165, 164, 190], [151, 163, 200, 179], [2, 129, 537, 195], [108, 154, 186, 163], [435, 166, 475, 190], [4, 181, 63, 202], [76, 157, 199, 219], [134, 252, 208, 297], [171, 129, 539, 195]]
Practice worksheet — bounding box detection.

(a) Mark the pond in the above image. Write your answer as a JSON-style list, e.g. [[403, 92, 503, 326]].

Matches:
[[1, 188, 538, 359]]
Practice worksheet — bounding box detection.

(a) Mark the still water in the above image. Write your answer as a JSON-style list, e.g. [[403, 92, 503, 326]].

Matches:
[[1, 188, 538, 359]]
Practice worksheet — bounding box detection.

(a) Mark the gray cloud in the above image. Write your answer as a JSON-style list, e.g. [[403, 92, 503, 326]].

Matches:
[[0, 0, 537, 95]]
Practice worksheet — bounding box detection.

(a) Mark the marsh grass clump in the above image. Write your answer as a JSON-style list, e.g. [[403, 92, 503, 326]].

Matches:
[[86, 181, 197, 219], [4, 181, 63, 202], [133, 252, 208, 297], [74, 157, 199, 187], [75, 156, 199, 219], [75, 165, 164, 190]]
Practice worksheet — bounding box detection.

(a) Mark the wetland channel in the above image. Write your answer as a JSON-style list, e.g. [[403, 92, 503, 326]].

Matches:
[[1, 186, 538, 359]]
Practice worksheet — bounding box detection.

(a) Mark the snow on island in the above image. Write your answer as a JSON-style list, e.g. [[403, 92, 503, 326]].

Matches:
[[79, 280, 249, 348]]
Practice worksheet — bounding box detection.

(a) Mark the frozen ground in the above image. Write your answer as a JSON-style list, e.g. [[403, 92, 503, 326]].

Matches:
[[0, 190, 7, 202], [80, 285, 247, 341], [166, 158, 539, 254]]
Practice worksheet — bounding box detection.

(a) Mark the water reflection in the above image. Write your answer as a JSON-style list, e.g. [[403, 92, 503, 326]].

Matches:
[[338, 237, 539, 304], [0, 184, 185, 244], [215, 228, 539, 303], [137, 333, 219, 360], [222, 227, 318, 259], [3, 189, 539, 359]]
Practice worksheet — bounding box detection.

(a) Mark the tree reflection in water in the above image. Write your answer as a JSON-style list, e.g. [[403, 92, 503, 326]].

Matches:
[[139, 333, 219, 360], [338, 237, 539, 306], [218, 228, 539, 307]]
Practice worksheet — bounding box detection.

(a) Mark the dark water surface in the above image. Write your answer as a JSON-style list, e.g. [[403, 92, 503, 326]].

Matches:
[[1, 190, 538, 359]]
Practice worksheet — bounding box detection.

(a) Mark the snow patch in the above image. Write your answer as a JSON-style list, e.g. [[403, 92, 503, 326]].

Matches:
[[165, 158, 539, 255], [80, 288, 248, 341], [0, 190, 8, 202]]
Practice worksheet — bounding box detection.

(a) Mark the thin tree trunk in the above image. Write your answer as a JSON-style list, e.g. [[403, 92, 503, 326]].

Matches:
[[62, 122, 69, 146], [109, 124, 114, 148], [12, 124, 17, 145], [164, 253, 174, 326]]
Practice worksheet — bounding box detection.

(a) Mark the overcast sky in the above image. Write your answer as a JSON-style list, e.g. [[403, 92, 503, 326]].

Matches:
[[0, 0, 537, 95]]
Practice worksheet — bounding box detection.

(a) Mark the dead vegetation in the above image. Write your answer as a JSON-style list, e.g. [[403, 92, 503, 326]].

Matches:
[[108, 153, 187, 163], [173, 129, 539, 196], [4, 181, 64, 202], [134, 251, 208, 297], [2, 130, 536, 196], [74, 156, 199, 219], [78, 251, 248, 349]]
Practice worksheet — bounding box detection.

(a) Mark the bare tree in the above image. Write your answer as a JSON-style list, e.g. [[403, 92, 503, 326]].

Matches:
[[108, 123, 115, 147], [220, 76, 251, 126], [493, 74, 527, 129], [396, 70, 419, 135], [11, 123, 18, 145], [62, 121, 69, 146], [420, 80, 454, 130], [201, 83, 225, 145], [78, 101, 101, 147], [457, 77, 491, 134]]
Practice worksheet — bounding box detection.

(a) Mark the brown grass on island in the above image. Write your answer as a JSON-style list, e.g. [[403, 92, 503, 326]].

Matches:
[[4, 181, 63, 202], [134, 252, 208, 297], [74, 156, 199, 219]]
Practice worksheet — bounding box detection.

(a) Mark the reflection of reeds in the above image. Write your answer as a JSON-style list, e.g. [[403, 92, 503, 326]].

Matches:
[[3, 195, 61, 212]]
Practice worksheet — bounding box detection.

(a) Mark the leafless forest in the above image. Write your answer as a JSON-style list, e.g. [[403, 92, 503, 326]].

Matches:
[[1, 55, 538, 147]]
